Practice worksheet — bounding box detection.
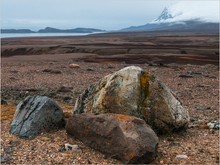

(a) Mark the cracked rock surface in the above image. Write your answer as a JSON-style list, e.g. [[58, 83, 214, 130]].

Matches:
[[10, 96, 65, 139], [74, 66, 190, 133]]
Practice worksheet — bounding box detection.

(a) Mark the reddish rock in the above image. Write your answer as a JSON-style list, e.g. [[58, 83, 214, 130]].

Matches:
[[66, 113, 158, 164]]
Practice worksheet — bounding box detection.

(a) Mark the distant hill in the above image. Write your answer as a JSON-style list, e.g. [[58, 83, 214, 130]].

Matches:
[[1, 27, 105, 34], [1, 29, 35, 33], [122, 20, 219, 33], [38, 27, 105, 33]]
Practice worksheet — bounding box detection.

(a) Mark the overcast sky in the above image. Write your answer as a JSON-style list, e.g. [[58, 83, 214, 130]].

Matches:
[[1, 0, 219, 30]]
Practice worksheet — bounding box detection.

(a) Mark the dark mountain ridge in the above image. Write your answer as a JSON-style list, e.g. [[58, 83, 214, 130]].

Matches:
[[1, 27, 105, 33], [38, 27, 105, 33], [1, 29, 35, 33]]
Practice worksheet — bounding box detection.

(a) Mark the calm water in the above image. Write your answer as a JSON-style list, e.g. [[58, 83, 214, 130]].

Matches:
[[0, 32, 99, 38]]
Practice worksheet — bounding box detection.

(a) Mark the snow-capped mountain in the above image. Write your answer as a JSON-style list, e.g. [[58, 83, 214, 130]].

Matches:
[[121, 1, 219, 32], [152, 1, 219, 24], [154, 7, 174, 22]]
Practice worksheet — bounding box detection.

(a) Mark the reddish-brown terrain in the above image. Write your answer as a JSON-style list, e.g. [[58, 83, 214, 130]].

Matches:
[[1, 31, 219, 164]]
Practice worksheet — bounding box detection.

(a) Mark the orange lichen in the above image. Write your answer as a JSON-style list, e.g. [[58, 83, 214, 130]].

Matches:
[[64, 112, 72, 118], [57, 102, 73, 112], [129, 151, 135, 159], [114, 114, 134, 121], [140, 71, 150, 98], [1, 103, 16, 121]]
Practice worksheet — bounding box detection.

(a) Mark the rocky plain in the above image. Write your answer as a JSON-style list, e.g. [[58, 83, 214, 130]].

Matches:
[[1, 31, 219, 164]]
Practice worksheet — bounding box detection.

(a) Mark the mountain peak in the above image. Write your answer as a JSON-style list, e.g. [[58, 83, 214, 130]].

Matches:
[[155, 7, 173, 22], [153, 1, 219, 24]]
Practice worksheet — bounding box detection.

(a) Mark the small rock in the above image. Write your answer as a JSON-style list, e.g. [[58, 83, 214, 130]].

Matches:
[[40, 136, 50, 141], [176, 155, 188, 159], [50, 70, 62, 74], [57, 86, 72, 93], [69, 64, 80, 68], [204, 74, 217, 79], [64, 143, 80, 151], [87, 68, 95, 71], [195, 106, 211, 111], [25, 88, 42, 92], [58, 144, 80, 152], [170, 142, 181, 147], [42, 69, 61, 74], [107, 65, 114, 69], [207, 121, 220, 129], [187, 71, 202, 75], [179, 74, 193, 78], [58, 146, 66, 152], [196, 84, 211, 88], [9, 140, 20, 147], [63, 96, 72, 102], [0, 155, 10, 163], [1, 99, 8, 105], [5, 146, 13, 154], [42, 69, 52, 73], [10, 70, 18, 74]]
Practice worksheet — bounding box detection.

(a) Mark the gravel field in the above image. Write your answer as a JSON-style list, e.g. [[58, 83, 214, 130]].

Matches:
[[1, 33, 219, 164]]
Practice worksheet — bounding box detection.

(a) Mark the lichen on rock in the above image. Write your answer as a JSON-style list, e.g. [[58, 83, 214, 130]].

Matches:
[[73, 66, 190, 133]]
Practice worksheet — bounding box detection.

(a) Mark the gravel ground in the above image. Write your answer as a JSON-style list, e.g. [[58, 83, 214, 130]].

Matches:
[[1, 53, 219, 164]]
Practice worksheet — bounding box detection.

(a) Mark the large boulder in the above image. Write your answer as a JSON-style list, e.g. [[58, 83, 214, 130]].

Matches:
[[10, 96, 65, 139], [74, 66, 190, 133], [66, 113, 158, 164]]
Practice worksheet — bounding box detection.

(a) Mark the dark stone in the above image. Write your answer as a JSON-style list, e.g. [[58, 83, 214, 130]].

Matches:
[[204, 74, 217, 79], [179, 74, 194, 78], [107, 65, 114, 69], [57, 86, 72, 93], [180, 50, 187, 54], [9, 70, 18, 74], [170, 142, 181, 147], [87, 68, 95, 71], [1, 99, 8, 105], [0, 155, 10, 163], [66, 113, 158, 164], [62, 96, 72, 102], [195, 106, 211, 111], [10, 96, 65, 139], [25, 88, 42, 92], [187, 71, 202, 75], [9, 140, 20, 147], [42, 69, 61, 74]]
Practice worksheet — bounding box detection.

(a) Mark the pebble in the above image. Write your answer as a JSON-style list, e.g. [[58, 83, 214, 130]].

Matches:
[[176, 155, 188, 159], [195, 106, 211, 111], [59, 144, 80, 152], [207, 122, 220, 129], [87, 68, 95, 71], [69, 64, 80, 68], [64, 143, 80, 151], [1, 99, 8, 105], [170, 142, 181, 147], [0, 155, 10, 163], [179, 74, 193, 78]]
